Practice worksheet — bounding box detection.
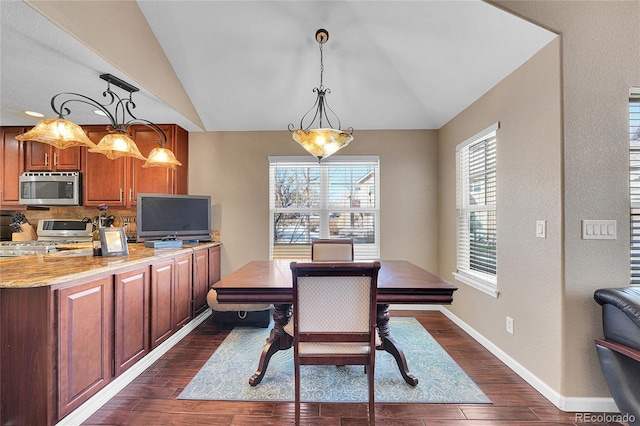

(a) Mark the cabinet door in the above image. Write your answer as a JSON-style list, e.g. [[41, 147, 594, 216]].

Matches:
[[174, 253, 193, 328], [114, 267, 150, 376], [83, 126, 127, 207], [24, 141, 51, 170], [55, 145, 82, 170], [192, 248, 210, 316], [0, 127, 24, 207], [150, 259, 174, 348], [209, 245, 221, 286], [25, 141, 81, 171], [128, 124, 175, 204], [57, 276, 113, 418]]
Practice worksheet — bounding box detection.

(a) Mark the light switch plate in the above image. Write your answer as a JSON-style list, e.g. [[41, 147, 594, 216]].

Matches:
[[582, 220, 616, 240], [536, 220, 546, 238]]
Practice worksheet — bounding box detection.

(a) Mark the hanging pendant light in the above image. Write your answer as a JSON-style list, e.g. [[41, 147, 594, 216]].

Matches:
[[288, 29, 353, 162], [15, 117, 97, 149], [17, 74, 181, 168]]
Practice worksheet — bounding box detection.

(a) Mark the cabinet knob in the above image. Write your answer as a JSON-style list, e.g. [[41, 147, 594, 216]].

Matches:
[[53, 152, 58, 166], [119, 188, 123, 203], [44, 152, 49, 166]]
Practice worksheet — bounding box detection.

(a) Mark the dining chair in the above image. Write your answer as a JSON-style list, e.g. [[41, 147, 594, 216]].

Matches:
[[311, 238, 354, 261], [290, 261, 380, 425], [284, 238, 354, 337]]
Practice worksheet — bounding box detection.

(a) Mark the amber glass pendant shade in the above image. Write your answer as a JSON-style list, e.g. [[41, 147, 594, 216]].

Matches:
[[15, 118, 97, 149], [142, 147, 182, 169], [88, 133, 146, 160], [292, 128, 353, 161]]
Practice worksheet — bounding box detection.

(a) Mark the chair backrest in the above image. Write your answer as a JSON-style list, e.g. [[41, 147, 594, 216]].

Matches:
[[291, 261, 380, 342], [311, 238, 354, 261]]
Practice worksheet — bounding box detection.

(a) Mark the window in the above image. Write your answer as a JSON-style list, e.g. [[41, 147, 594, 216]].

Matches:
[[629, 89, 640, 285], [269, 156, 380, 260], [454, 123, 498, 297]]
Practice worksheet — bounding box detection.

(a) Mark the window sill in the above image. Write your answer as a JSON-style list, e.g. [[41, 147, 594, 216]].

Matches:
[[453, 271, 499, 298]]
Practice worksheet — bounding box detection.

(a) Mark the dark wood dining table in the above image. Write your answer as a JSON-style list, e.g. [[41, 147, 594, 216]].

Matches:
[[213, 259, 458, 386]]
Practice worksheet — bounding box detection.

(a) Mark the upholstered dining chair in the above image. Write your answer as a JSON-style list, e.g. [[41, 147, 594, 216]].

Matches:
[[290, 261, 380, 425], [284, 238, 354, 337], [311, 238, 354, 261]]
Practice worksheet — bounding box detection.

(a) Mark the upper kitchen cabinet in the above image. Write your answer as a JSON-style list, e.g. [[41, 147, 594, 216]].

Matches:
[[0, 127, 25, 208], [82, 124, 188, 208], [24, 141, 81, 171]]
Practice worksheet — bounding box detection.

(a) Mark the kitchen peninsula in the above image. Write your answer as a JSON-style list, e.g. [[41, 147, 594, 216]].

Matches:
[[0, 242, 221, 426]]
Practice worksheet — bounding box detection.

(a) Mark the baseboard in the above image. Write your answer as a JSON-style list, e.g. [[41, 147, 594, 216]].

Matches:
[[437, 306, 620, 413], [56, 309, 213, 426]]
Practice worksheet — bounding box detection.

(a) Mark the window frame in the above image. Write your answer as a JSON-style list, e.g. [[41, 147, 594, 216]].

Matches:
[[629, 88, 640, 285], [268, 155, 380, 260], [453, 123, 499, 298]]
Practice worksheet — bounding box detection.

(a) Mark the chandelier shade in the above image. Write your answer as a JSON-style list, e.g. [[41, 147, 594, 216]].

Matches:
[[292, 128, 353, 159], [88, 132, 146, 161], [16, 73, 181, 168], [15, 118, 97, 149], [289, 29, 353, 161], [143, 147, 182, 170]]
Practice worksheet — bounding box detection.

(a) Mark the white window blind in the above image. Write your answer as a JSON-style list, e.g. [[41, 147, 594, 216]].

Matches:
[[269, 156, 380, 261], [629, 90, 640, 284], [454, 124, 498, 297]]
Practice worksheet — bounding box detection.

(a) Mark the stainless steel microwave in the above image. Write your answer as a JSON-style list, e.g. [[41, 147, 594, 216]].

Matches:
[[19, 172, 82, 206]]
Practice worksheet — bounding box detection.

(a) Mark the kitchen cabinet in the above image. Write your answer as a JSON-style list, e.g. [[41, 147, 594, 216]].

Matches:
[[82, 124, 188, 208], [24, 141, 81, 171], [114, 267, 150, 376], [0, 243, 220, 426], [209, 245, 221, 286], [0, 127, 25, 208], [149, 253, 192, 349], [192, 247, 210, 315], [174, 253, 193, 329], [192, 245, 221, 316], [57, 276, 114, 418]]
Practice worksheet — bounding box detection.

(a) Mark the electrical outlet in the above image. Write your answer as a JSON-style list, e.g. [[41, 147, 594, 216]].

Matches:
[[506, 316, 514, 335]]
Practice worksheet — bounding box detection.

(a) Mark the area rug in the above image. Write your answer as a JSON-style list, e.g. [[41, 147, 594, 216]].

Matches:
[[178, 317, 490, 403]]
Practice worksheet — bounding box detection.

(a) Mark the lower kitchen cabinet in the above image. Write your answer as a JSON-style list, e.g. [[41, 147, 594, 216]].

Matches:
[[149, 253, 193, 349], [0, 244, 220, 425], [192, 247, 210, 315], [57, 276, 114, 418], [114, 267, 150, 376], [174, 253, 193, 329]]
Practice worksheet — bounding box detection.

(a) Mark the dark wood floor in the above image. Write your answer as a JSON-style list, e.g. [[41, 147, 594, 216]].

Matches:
[[84, 310, 623, 425]]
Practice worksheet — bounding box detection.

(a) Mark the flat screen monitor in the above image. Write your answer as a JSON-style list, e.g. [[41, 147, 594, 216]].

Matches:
[[136, 193, 211, 242]]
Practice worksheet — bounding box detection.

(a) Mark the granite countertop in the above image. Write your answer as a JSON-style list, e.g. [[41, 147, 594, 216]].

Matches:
[[0, 242, 221, 289]]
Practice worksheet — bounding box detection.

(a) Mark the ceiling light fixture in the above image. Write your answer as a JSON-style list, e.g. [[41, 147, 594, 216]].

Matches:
[[288, 29, 353, 162], [17, 74, 181, 168]]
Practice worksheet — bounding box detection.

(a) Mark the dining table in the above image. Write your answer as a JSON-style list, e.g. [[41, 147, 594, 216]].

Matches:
[[212, 259, 458, 386]]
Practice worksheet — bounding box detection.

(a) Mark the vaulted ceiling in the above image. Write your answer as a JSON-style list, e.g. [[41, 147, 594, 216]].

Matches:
[[1, 1, 556, 133]]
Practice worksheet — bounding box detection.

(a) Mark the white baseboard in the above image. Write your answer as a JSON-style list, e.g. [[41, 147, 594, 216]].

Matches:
[[56, 309, 212, 426], [437, 306, 619, 413]]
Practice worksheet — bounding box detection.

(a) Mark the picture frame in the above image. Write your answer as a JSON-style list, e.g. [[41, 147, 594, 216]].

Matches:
[[99, 227, 129, 257]]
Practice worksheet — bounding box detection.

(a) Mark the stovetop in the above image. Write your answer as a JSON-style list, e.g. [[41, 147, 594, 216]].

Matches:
[[1, 218, 94, 257], [0, 240, 59, 257]]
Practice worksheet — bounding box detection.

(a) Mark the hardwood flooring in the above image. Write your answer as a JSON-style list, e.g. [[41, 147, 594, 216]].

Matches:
[[84, 310, 624, 425]]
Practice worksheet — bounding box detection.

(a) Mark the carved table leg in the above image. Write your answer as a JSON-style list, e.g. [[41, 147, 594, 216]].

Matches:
[[376, 303, 419, 386], [249, 303, 292, 386]]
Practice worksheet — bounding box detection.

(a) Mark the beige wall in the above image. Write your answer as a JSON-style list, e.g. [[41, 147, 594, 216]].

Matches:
[[440, 0, 640, 402], [439, 37, 564, 390], [188, 130, 439, 277]]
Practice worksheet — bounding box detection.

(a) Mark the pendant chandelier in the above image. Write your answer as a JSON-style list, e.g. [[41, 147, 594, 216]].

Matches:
[[17, 74, 182, 169], [288, 29, 353, 162]]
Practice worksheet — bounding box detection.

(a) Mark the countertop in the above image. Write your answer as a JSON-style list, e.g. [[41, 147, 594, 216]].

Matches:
[[0, 241, 221, 289]]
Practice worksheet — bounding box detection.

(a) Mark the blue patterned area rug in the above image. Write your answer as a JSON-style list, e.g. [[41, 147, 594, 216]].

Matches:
[[178, 317, 490, 403]]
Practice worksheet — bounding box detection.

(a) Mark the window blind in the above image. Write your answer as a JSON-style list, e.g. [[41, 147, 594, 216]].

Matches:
[[269, 156, 380, 261], [629, 93, 640, 284], [455, 124, 498, 294]]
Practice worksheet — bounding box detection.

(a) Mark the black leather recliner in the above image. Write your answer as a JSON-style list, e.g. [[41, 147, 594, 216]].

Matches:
[[594, 287, 640, 426]]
